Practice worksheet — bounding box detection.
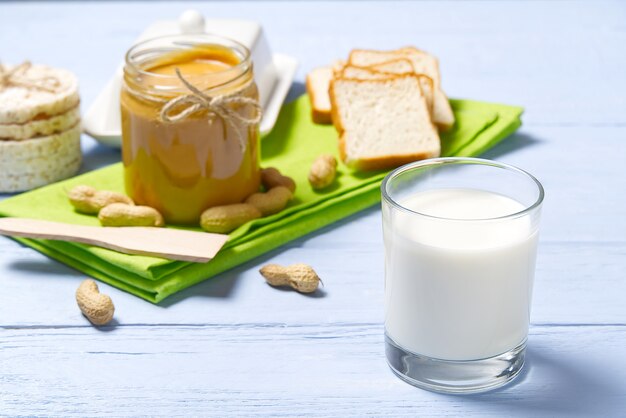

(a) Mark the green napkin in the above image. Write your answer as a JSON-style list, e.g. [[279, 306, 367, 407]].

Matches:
[[0, 95, 523, 303]]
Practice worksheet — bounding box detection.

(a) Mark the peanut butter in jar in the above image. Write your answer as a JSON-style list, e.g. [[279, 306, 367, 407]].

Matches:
[[121, 35, 261, 225]]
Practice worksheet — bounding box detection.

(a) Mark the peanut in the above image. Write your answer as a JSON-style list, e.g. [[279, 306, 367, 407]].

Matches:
[[75, 279, 115, 326], [200, 203, 262, 233], [68, 185, 134, 214], [308, 154, 337, 190], [245, 186, 293, 216], [98, 203, 164, 227], [261, 167, 296, 193], [259, 263, 322, 293]]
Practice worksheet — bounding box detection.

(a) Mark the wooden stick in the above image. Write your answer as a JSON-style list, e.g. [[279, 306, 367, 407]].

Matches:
[[0, 218, 229, 263]]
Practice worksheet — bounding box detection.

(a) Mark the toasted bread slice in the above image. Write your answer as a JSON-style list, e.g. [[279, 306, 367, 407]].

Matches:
[[306, 67, 334, 124], [348, 49, 454, 130], [329, 74, 440, 171]]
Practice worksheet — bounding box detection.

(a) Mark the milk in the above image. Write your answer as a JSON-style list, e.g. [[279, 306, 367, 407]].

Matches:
[[384, 188, 538, 361]]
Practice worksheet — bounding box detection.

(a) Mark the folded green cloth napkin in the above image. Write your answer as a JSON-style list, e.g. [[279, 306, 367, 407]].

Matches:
[[0, 95, 523, 303]]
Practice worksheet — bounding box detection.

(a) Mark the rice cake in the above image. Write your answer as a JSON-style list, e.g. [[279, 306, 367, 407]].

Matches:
[[0, 123, 82, 192], [0, 106, 81, 141], [0, 62, 79, 124]]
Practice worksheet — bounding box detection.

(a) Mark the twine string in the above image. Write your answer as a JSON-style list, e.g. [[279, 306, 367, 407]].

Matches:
[[159, 68, 262, 152], [0, 61, 61, 93]]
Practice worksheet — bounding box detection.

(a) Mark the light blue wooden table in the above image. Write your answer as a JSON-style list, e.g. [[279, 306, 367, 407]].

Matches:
[[1, 1, 625, 416]]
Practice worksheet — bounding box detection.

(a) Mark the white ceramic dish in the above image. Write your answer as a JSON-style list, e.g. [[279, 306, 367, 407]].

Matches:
[[83, 10, 298, 147]]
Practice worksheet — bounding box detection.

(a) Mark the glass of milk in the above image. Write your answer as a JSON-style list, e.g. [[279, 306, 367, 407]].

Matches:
[[381, 157, 544, 393]]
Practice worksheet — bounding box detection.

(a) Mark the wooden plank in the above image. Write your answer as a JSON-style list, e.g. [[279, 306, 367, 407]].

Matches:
[[0, 1, 624, 126], [0, 324, 624, 416], [0, 1, 624, 415], [1, 123, 624, 326], [482, 126, 626, 243], [1, 234, 624, 327]]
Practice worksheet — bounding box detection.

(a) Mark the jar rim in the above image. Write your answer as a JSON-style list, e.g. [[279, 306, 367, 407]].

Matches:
[[124, 33, 252, 88]]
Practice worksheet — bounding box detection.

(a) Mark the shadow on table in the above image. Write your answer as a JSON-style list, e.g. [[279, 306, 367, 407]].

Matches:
[[8, 258, 85, 278], [80, 138, 122, 173], [90, 318, 120, 332], [285, 81, 305, 104], [450, 346, 621, 417], [480, 132, 542, 160], [157, 205, 378, 306]]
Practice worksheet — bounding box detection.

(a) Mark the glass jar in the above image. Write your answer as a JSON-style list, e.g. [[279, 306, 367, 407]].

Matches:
[[121, 34, 261, 225]]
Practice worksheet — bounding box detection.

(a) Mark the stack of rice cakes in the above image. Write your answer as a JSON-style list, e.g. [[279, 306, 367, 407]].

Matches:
[[0, 62, 82, 192]]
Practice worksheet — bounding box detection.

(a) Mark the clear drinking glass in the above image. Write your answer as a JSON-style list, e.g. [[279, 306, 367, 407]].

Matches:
[[381, 157, 544, 394]]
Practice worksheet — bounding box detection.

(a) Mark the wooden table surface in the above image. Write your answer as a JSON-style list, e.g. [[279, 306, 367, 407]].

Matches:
[[1, 1, 625, 416]]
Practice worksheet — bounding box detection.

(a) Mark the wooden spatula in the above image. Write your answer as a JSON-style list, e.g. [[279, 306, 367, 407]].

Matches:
[[0, 217, 229, 263]]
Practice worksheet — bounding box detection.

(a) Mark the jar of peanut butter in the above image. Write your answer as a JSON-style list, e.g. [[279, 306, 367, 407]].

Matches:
[[121, 35, 261, 225]]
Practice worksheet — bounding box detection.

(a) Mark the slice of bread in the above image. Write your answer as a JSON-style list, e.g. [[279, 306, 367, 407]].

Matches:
[[366, 59, 436, 116], [305, 66, 334, 124], [340, 64, 435, 116], [329, 74, 440, 171], [348, 49, 454, 130]]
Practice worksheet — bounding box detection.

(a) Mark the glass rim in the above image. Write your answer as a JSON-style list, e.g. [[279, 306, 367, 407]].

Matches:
[[381, 157, 545, 222], [124, 33, 251, 85]]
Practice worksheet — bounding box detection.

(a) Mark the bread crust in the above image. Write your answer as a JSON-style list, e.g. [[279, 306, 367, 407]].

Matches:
[[392, 47, 442, 79], [368, 57, 414, 74], [331, 59, 347, 77], [343, 60, 434, 94], [350, 150, 439, 171], [347, 49, 399, 65], [348, 48, 442, 84], [339, 65, 382, 79], [417, 76, 435, 115], [306, 68, 333, 124], [396, 46, 428, 54], [328, 78, 345, 135]]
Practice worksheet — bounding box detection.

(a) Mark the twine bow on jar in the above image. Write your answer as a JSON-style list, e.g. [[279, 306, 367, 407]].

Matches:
[[0, 61, 61, 93], [160, 68, 262, 152]]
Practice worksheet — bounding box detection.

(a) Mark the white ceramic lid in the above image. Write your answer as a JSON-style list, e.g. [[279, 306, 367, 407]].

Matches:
[[83, 10, 298, 147]]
